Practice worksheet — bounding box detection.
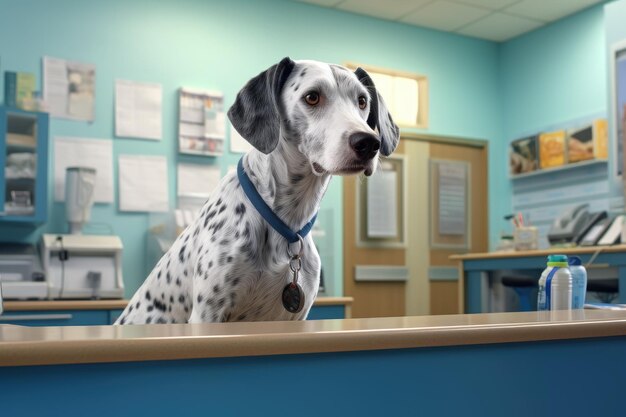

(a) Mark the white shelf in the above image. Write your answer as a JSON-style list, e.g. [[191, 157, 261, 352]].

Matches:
[[510, 159, 608, 180]]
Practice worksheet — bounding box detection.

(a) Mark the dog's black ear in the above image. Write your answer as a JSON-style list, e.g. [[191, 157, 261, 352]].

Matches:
[[228, 57, 296, 154], [354, 67, 400, 156]]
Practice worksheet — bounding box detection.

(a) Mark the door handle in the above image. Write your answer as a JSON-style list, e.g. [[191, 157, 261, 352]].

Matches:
[[0, 314, 73, 322]]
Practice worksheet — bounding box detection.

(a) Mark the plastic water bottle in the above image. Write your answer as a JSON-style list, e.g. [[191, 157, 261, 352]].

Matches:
[[537, 255, 572, 311], [568, 256, 587, 309]]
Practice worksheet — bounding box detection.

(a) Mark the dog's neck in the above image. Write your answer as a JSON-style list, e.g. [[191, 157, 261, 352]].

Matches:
[[244, 140, 331, 233]]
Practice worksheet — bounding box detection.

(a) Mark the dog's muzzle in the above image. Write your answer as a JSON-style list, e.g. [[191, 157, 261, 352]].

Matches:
[[349, 132, 380, 161]]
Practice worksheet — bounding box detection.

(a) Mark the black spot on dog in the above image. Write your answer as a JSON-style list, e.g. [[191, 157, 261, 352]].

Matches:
[[184, 234, 190, 243], [147, 306, 154, 312], [209, 261, 213, 268], [197, 294, 204, 303], [146, 316, 153, 324], [212, 313, 219, 321], [294, 85, 299, 91], [170, 295, 174, 303], [136, 301, 140, 309], [213, 284, 221, 294], [179, 245, 186, 263], [145, 291, 151, 301], [235, 231, 240, 239], [220, 238, 230, 246], [232, 277, 240, 286], [197, 264, 203, 275], [227, 256, 233, 263], [157, 271, 162, 280], [178, 294, 185, 303], [264, 228, 269, 244], [237, 314, 247, 321], [168, 305, 172, 312], [119, 316, 126, 325], [166, 272, 172, 284], [176, 278, 182, 287], [184, 306, 189, 313], [153, 299, 167, 312], [129, 305, 134, 312], [300, 70, 306, 77], [217, 298, 225, 308], [216, 198, 222, 206], [204, 210, 216, 227], [156, 317, 166, 324], [218, 205, 226, 214], [206, 298, 216, 307], [290, 82, 295, 87], [212, 219, 226, 233], [211, 236, 216, 243], [290, 173, 304, 183], [161, 292, 165, 299], [235, 203, 246, 216], [184, 269, 188, 277]]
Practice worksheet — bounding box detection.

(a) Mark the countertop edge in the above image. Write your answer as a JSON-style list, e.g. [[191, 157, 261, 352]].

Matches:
[[2, 296, 353, 311], [2, 317, 626, 367]]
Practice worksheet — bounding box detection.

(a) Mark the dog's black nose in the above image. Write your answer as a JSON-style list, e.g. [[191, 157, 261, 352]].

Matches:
[[349, 132, 380, 160]]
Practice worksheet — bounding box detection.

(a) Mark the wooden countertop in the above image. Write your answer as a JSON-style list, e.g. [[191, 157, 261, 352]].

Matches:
[[449, 244, 626, 261], [2, 296, 353, 311], [2, 309, 626, 367]]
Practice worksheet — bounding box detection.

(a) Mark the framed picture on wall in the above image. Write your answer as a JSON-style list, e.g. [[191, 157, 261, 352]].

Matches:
[[611, 40, 626, 178]]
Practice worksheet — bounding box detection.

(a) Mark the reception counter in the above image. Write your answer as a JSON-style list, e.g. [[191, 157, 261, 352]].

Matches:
[[451, 245, 626, 313], [1, 310, 626, 416]]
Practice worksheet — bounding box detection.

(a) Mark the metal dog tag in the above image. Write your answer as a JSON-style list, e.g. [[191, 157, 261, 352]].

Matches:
[[282, 282, 305, 314], [283, 254, 305, 313]]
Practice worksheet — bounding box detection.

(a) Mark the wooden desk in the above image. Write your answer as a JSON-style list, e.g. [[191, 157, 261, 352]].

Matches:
[[450, 245, 626, 313], [1, 310, 626, 416]]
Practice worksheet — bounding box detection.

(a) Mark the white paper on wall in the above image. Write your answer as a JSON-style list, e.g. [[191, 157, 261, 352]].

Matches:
[[54, 137, 114, 203], [367, 171, 398, 238], [438, 161, 467, 236], [118, 155, 169, 212], [177, 163, 221, 198], [229, 123, 253, 154], [43, 56, 96, 121], [115, 80, 162, 140]]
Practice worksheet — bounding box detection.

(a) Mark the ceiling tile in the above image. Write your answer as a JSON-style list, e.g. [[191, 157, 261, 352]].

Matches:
[[456, 12, 544, 41], [505, 0, 602, 22], [400, 0, 492, 32], [293, 0, 344, 7], [450, 0, 520, 10], [336, 0, 432, 21]]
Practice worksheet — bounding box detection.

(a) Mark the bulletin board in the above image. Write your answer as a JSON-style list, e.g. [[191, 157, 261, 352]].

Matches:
[[430, 159, 470, 250], [356, 156, 407, 248]]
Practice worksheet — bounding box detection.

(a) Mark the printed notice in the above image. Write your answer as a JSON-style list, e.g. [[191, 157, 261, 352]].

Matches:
[[118, 155, 169, 212], [438, 162, 467, 236], [43, 56, 96, 121], [115, 80, 162, 140], [177, 163, 221, 198], [367, 171, 398, 238]]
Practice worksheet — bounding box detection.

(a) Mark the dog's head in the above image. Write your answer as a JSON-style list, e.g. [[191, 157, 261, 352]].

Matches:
[[228, 57, 400, 177]]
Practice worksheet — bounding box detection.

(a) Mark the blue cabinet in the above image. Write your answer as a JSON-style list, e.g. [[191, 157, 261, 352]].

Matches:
[[0, 106, 49, 224], [0, 310, 111, 326]]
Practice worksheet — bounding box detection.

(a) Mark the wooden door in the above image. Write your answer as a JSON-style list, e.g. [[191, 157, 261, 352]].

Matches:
[[343, 136, 488, 318]]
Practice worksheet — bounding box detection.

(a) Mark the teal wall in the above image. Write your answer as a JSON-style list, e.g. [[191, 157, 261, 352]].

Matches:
[[0, 0, 502, 297]]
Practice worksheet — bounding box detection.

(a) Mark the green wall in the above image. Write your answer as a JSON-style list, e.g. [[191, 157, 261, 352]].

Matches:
[[0, 0, 503, 297]]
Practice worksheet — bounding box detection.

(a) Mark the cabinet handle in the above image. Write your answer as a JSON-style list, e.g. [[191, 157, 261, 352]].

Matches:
[[0, 314, 73, 322]]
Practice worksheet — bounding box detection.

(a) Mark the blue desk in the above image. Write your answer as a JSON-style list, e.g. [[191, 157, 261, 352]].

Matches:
[[452, 245, 626, 313]]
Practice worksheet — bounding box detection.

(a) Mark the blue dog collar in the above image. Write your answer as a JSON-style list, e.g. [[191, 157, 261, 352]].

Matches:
[[237, 158, 317, 244]]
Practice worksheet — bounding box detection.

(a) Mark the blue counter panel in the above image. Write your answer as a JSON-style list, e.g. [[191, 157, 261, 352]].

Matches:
[[0, 310, 110, 326], [307, 305, 345, 320], [1, 336, 624, 417]]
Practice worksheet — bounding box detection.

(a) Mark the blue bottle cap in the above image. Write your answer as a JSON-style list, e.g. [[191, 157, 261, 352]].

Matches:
[[568, 256, 582, 266]]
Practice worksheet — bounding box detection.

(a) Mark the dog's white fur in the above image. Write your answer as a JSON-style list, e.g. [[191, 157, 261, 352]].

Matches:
[[115, 58, 398, 324]]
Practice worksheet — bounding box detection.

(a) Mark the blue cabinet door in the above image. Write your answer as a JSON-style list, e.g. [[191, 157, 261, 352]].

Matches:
[[0, 310, 110, 326], [307, 305, 345, 320], [0, 106, 49, 224]]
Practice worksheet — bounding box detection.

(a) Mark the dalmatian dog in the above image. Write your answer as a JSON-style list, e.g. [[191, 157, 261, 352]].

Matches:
[[115, 57, 399, 324]]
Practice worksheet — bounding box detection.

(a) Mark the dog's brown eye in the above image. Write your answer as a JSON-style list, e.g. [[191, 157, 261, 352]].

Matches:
[[358, 95, 367, 109], [304, 92, 320, 106]]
